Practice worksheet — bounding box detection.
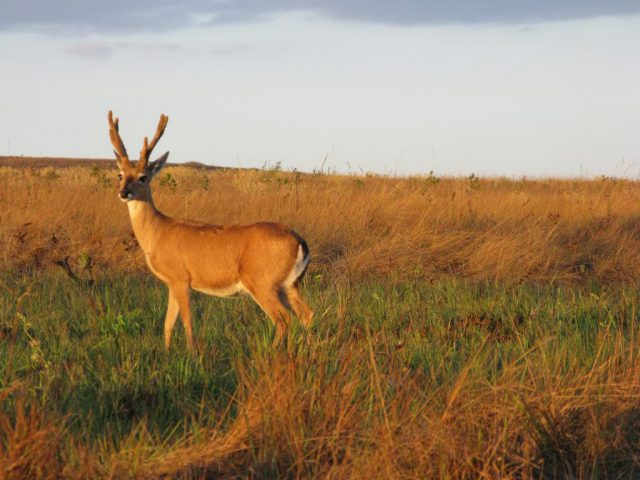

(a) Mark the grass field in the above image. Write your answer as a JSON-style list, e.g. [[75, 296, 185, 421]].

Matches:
[[1, 159, 640, 478]]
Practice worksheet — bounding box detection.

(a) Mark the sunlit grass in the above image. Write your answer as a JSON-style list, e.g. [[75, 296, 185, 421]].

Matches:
[[1, 164, 640, 283], [2, 271, 640, 477], [2, 164, 640, 477]]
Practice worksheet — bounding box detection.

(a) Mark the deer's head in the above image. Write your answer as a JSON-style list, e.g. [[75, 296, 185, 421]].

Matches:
[[108, 111, 169, 202]]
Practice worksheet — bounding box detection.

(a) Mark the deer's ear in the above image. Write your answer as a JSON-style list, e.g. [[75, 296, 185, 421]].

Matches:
[[148, 151, 169, 177]]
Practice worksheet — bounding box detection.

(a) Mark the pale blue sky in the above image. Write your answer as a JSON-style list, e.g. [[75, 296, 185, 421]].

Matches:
[[1, 1, 639, 176]]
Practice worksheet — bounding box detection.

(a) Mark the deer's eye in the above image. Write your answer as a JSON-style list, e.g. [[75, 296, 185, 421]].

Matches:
[[117, 173, 123, 180], [138, 175, 147, 184]]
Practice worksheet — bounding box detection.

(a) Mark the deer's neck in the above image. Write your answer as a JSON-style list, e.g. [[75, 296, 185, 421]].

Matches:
[[127, 196, 165, 254]]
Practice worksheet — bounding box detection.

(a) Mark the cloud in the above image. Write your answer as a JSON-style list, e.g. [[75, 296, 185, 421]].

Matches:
[[123, 41, 183, 51], [65, 42, 114, 59], [210, 42, 252, 56], [0, 1, 195, 34], [2, 0, 640, 34], [311, 0, 640, 26], [64, 40, 183, 60]]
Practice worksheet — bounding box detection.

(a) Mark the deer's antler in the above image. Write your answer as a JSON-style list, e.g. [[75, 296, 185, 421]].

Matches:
[[108, 110, 130, 166], [139, 114, 169, 169]]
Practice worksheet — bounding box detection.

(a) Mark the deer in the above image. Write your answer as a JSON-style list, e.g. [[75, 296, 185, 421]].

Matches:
[[108, 111, 313, 352]]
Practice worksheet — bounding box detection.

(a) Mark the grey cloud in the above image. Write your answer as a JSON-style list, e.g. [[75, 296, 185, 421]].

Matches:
[[0, 1, 198, 34], [123, 42, 183, 51], [65, 42, 114, 59], [311, 0, 640, 26], [64, 42, 182, 60], [210, 43, 253, 55], [64, 40, 183, 60], [2, 0, 640, 34]]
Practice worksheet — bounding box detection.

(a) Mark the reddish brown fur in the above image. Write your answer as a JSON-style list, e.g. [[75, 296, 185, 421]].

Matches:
[[108, 111, 312, 351]]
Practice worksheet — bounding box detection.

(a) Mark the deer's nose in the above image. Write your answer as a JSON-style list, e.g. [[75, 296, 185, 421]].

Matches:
[[120, 190, 132, 200]]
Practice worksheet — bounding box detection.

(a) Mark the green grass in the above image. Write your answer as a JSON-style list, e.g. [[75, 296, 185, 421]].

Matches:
[[1, 271, 640, 477]]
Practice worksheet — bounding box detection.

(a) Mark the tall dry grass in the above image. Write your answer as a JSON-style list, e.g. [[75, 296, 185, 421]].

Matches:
[[117, 335, 640, 479], [2, 162, 640, 478], [0, 386, 64, 479], [1, 164, 639, 282]]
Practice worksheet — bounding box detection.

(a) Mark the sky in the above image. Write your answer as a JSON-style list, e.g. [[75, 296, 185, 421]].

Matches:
[[1, 1, 639, 177]]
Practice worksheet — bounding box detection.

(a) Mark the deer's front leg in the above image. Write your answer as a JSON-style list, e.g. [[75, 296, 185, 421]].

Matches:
[[171, 282, 195, 352], [164, 287, 180, 349]]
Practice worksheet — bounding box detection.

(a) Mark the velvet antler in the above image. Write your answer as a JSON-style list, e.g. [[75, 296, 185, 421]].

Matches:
[[139, 113, 169, 169], [108, 110, 130, 167]]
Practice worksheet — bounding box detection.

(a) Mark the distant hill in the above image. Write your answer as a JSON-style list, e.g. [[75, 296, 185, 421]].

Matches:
[[0, 156, 225, 170]]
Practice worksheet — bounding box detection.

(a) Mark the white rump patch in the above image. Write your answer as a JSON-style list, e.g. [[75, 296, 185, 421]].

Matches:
[[283, 245, 309, 288], [194, 281, 247, 298]]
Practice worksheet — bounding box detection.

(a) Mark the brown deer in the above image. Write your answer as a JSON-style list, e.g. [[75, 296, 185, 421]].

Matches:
[[108, 111, 313, 351]]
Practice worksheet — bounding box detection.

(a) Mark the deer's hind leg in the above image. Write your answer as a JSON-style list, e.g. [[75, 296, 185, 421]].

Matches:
[[246, 284, 292, 346], [285, 284, 314, 327]]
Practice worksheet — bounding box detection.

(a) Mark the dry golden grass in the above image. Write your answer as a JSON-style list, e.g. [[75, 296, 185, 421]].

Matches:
[[1, 162, 639, 283], [0, 387, 64, 479], [3, 160, 640, 478], [115, 338, 640, 479]]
